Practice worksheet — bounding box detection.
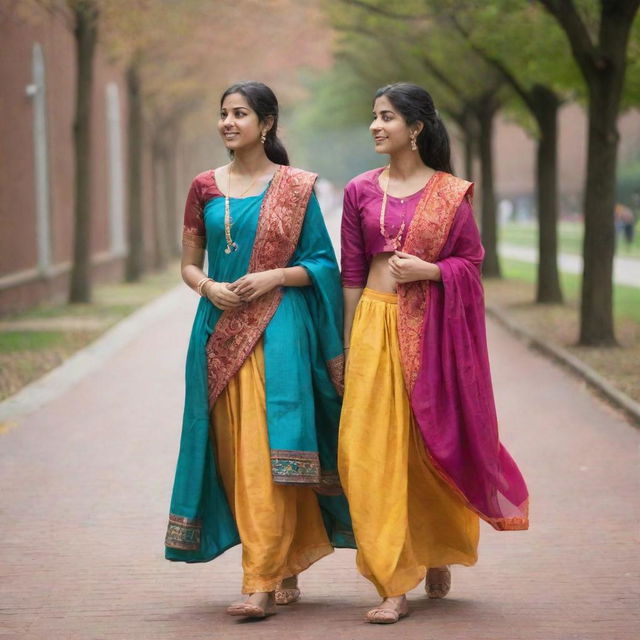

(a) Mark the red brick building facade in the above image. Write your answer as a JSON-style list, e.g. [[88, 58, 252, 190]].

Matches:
[[0, 7, 160, 314]]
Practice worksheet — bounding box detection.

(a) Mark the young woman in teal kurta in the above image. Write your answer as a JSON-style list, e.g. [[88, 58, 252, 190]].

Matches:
[[164, 82, 352, 619]]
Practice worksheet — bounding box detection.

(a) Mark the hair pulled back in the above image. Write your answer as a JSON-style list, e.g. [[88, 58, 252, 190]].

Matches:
[[221, 81, 289, 166], [375, 82, 452, 174]]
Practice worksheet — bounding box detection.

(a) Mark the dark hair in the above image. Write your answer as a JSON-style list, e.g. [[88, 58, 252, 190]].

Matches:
[[220, 81, 289, 166], [374, 82, 452, 174]]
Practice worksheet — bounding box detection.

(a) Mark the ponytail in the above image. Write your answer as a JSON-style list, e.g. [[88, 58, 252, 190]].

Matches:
[[374, 83, 453, 174], [263, 129, 289, 166], [417, 113, 452, 174]]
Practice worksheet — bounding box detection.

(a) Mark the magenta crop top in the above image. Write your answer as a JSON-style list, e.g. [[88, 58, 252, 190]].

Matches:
[[340, 167, 471, 287]]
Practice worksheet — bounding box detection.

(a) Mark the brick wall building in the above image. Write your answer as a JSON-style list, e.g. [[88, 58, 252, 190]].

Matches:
[[0, 7, 160, 314]]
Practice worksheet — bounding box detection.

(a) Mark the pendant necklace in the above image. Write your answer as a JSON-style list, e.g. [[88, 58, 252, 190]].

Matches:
[[224, 164, 259, 254], [379, 165, 406, 250]]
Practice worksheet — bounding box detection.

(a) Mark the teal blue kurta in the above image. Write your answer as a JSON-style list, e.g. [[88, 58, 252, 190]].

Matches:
[[166, 180, 353, 562]]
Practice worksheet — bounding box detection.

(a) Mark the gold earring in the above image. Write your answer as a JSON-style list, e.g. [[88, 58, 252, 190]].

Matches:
[[410, 133, 417, 152], [260, 132, 266, 144]]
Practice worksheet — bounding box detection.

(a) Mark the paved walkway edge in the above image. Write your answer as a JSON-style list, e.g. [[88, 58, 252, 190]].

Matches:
[[486, 304, 640, 427], [0, 285, 185, 425]]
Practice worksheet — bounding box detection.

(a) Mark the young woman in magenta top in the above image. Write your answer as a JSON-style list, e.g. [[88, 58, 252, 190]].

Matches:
[[338, 83, 529, 624]]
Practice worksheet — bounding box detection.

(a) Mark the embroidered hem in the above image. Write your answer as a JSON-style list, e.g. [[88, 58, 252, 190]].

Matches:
[[314, 470, 343, 496], [165, 514, 202, 550], [182, 230, 206, 249], [326, 353, 345, 396], [271, 449, 321, 484]]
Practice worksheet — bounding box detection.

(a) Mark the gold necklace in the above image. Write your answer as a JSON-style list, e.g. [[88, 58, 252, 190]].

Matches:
[[379, 165, 406, 250], [223, 165, 260, 254]]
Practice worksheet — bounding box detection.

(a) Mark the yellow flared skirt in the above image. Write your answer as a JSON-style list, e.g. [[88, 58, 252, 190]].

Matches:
[[338, 288, 479, 597], [212, 339, 333, 593]]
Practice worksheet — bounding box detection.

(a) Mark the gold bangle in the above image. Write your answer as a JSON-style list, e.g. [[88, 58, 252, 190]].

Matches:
[[202, 280, 215, 298], [195, 276, 208, 295], [196, 277, 213, 297]]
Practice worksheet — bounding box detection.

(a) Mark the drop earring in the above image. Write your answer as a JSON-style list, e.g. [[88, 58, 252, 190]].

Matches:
[[410, 133, 417, 152], [260, 131, 266, 144]]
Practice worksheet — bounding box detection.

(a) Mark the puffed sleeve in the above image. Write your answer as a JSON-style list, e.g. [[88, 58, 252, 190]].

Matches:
[[340, 182, 368, 287], [182, 176, 206, 249]]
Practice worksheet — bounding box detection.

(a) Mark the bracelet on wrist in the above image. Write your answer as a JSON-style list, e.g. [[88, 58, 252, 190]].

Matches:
[[195, 276, 208, 295], [202, 280, 216, 298], [196, 277, 214, 297]]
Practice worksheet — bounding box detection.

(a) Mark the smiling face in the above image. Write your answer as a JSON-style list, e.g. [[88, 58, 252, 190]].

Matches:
[[218, 92, 265, 152], [370, 95, 421, 156]]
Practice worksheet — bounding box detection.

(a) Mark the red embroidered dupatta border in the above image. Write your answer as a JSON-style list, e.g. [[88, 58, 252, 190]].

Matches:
[[205, 165, 318, 406], [397, 171, 466, 391]]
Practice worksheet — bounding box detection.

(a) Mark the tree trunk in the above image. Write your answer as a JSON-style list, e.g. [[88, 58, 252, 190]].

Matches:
[[68, 1, 98, 303], [579, 73, 621, 345], [476, 94, 501, 278], [151, 135, 168, 270], [538, 0, 640, 344], [461, 107, 476, 182], [532, 85, 563, 304], [162, 126, 180, 258], [125, 61, 144, 282]]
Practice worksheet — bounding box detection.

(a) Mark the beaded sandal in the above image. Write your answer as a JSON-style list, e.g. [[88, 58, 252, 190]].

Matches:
[[275, 576, 301, 605], [275, 587, 301, 605], [425, 566, 451, 599]]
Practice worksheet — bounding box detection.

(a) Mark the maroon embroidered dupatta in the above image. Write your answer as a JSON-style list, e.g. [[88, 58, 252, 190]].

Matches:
[[205, 166, 340, 404], [399, 172, 529, 531]]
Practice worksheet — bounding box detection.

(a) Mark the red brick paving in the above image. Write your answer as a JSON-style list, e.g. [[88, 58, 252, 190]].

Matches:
[[1, 286, 638, 639]]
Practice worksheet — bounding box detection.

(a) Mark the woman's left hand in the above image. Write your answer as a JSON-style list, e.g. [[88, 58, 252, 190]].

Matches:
[[388, 250, 440, 283], [228, 269, 284, 302]]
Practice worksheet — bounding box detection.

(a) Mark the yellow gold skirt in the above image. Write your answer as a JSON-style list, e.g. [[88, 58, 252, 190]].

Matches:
[[212, 339, 333, 593], [338, 288, 479, 597]]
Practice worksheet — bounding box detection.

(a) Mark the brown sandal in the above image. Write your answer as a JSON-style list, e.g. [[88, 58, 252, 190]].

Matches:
[[275, 576, 301, 605], [425, 566, 451, 599], [275, 587, 301, 605]]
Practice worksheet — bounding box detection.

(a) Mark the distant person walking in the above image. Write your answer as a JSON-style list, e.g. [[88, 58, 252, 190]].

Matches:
[[615, 202, 636, 249], [338, 83, 529, 624], [164, 81, 352, 620]]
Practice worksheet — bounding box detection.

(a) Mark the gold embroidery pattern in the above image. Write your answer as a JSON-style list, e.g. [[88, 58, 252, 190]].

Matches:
[[397, 172, 472, 392], [205, 166, 317, 406], [182, 229, 206, 249], [271, 449, 321, 484], [165, 514, 201, 550], [326, 353, 345, 396], [314, 470, 343, 496]]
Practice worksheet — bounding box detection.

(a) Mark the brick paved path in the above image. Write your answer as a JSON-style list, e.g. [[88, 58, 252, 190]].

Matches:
[[1, 285, 638, 640]]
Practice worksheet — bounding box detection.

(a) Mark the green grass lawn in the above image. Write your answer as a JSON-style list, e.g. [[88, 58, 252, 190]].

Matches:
[[0, 263, 181, 401], [497, 258, 640, 324], [500, 221, 640, 259]]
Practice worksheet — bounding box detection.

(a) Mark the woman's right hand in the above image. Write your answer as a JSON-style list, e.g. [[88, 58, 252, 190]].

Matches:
[[204, 281, 243, 311]]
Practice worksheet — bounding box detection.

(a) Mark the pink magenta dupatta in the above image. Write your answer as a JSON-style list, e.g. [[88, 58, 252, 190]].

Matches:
[[398, 172, 529, 531]]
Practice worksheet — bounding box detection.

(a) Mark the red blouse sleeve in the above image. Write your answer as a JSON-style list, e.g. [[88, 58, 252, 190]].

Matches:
[[340, 181, 368, 287], [182, 175, 206, 249]]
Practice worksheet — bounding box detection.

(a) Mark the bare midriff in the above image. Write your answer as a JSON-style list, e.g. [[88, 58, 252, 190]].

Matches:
[[366, 252, 397, 293]]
